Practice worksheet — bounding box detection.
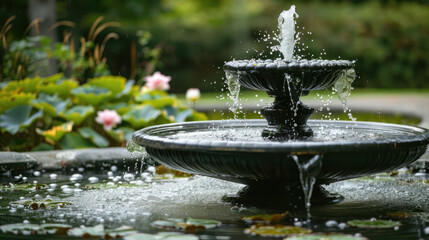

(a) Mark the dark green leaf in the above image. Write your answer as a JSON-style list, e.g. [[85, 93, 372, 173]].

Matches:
[[78, 127, 109, 147], [0, 105, 42, 134], [60, 105, 94, 125], [59, 133, 95, 149]]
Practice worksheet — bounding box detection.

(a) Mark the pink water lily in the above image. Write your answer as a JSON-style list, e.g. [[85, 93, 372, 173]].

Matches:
[[95, 109, 121, 130], [144, 71, 171, 91]]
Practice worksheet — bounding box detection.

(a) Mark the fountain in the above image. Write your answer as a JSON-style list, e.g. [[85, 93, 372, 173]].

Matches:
[[132, 6, 429, 207]]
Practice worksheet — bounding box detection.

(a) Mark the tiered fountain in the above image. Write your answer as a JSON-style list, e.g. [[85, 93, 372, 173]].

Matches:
[[133, 6, 429, 208]]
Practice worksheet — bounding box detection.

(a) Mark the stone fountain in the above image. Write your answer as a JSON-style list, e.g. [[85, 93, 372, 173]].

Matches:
[[133, 6, 429, 207]]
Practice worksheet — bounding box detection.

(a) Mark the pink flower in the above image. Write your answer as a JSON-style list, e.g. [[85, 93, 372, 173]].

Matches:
[[95, 109, 121, 130], [144, 71, 171, 91]]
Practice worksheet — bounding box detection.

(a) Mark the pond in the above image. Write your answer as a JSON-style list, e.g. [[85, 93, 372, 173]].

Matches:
[[1, 157, 429, 239]]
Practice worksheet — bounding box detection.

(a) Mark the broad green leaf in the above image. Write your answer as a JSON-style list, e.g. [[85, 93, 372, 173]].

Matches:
[[347, 219, 400, 229], [88, 75, 126, 96], [0, 105, 42, 134], [60, 105, 94, 125], [78, 127, 109, 147], [142, 97, 177, 109], [32, 143, 55, 151], [11, 198, 72, 210], [59, 133, 95, 149], [175, 109, 193, 122], [151, 218, 221, 232], [38, 79, 78, 99], [0, 92, 36, 114], [32, 93, 70, 117], [0, 223, 41, 234], [36, 122, 73, 144], [115, 79, 135, 99], [244, 225, 312, 237], [40, 73, 64, 83], [285, 233, 368, 240], [3, 77, 41, 93], [1, 183, 48, 191], [186, 111, 208, 121], [71, 85, 111, 105], [101, 102, 137, 115], [106, 127, 134, 143], [122, 105, 161, 129]]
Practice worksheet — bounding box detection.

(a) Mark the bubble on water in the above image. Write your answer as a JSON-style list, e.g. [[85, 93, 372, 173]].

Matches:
[[107, 171, 114, 177], [88, 177, 99, 183], [70, 174, 83, 181], [78, 167, 85, 172], [424, 226, 429, 234], [325, 220, 338, 227], [111, 166, 118, 172], [49, 173, 58, 180], [338, 222, 347, 229], [147, 166, 156, 173], [23, 220, 30, 224], [123, 173, 135, 181]]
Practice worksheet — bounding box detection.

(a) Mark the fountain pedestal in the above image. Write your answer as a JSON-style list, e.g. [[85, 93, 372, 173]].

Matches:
[[261, 95, 314, 139]]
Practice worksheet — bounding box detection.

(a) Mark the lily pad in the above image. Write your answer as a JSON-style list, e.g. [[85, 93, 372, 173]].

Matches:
[[151, 218, 221, 233], [347, 219, 400, 229], [285, 233, 368, 240], [78, 127, 109, 147], [71, 85, 111, 105], [88, 75, 126, 97], [0, 223, 41, 235], [68, 225, 138, 238], [32, 93, 70, 117], [38, 79, 78, 99], [60, 105, 94, 125], [1, 183, 48, 191], [122, 105, 161, 129], [244, 224, 311, 237], [11, 198, 72, 210], [124, 232, 199, 240], [242, 212, 291, 224], [0, 92, 35, 114], [3, 77, 40, 93], [0, 105, 42, 134], [36, 122, 73, 144], [58, 133, 95, 149], [106, 127, 135, 143]]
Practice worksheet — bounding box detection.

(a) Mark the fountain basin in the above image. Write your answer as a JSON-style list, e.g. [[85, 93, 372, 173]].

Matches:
[[133, 119, 429, 204], [224, 59, 355, 139]]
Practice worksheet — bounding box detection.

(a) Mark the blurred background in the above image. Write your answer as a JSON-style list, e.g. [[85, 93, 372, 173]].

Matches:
[[1, 0, 428, 93]]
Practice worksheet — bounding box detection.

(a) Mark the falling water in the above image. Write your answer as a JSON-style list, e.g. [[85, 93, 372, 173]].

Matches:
[[292, 154, 323, 221], [278, 5, 299, 61], [333, 69, 357, 121], [225, 71, 241, 119]]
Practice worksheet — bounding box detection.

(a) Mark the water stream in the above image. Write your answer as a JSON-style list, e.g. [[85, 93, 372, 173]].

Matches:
[[292, 154, 323, 221]]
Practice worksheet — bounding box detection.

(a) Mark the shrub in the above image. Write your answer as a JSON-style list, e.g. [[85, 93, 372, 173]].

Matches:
[[0, 74, 207, 151]]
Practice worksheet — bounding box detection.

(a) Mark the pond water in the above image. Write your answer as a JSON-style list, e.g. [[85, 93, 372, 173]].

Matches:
[[1, 160, 429, 239]]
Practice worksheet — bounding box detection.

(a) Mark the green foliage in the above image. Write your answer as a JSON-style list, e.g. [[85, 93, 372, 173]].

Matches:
[[60, 105, 94, 125], [0, 74, 207, 151], [0, 105, 42, 134]]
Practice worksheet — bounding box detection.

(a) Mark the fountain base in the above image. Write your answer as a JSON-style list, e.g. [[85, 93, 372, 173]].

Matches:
[[222, 185, 344, 207]]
